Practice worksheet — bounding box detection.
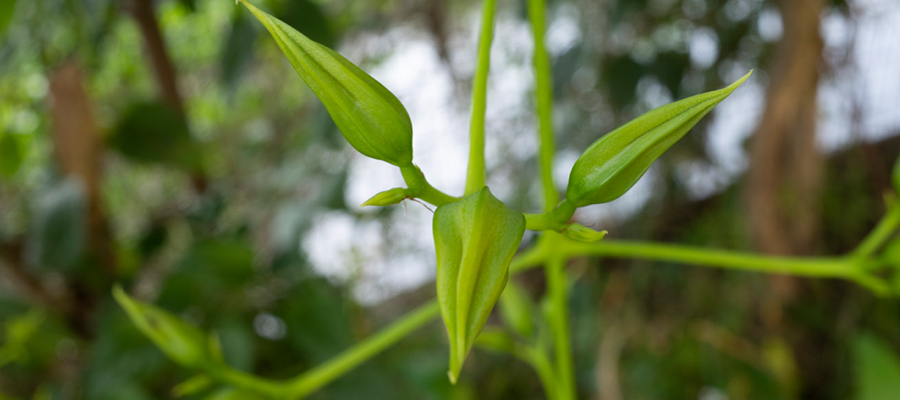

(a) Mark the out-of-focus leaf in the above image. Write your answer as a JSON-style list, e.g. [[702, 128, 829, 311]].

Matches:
[[241, 1, 414, 167], [177, 0, 196, 13], [854, 333, 900, 400], [0, 133, 22, 177], [566, 71, 750, 207], [433, 187, 526, 383], [275, 0, 333, 48], [0, 311, 44, 367], [172, 375, 212, 398], [220, 10, 257, 92], [498, 280, 533, 338], [113, 286, 214, 368], [203, 388, 266, 400], [26, 180, 87, 272], [0, 0, 16, 36], [108, 101, 202, 171], [473, 327, 516, 354]]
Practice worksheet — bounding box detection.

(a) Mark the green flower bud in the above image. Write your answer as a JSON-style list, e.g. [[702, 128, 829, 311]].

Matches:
[[113, 286, 213, 368], [566, 71, 751, 207], [433, 187, 526, 383], [563, 223, 607, 243], [241, 1, 413, 166], [361, 187, 409, 207]]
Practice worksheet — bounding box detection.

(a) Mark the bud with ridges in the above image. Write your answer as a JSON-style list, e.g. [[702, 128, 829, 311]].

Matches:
[[361, 187, 409, 207], [433, 187, 526, 384], [241, 1, 413, 167], [564, 223, 607, 243], [566, 71, 751, 207], [113, 285, 213, 368]]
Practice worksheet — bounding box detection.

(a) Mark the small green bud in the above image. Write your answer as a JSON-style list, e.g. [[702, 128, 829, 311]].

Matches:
[[361, 187, 409, 207], [241, 1, 413, 166], [113, 286, 212, 368], [563, 223, 607, 243], [566, 71, 751, 207], [433, 187, 526, 383]]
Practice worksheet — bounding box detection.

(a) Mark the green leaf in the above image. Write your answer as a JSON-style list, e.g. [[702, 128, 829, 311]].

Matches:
[[172, 375, 212, 398], [26, 180, 87, 273], [892, 155, 900, 196], [433, 187, 526, 383], [219, 9, 257, 92], [108, 101, 202, 171], [202, 388, 267, 400], [113, 286, 214, 368], [0, 133, 22, 178], [498, 280, 533, 338], [566, 71, 751, 207], [854, 333, 900, 400], [240, 1, 413, 167], [0, 0, 16, 36]]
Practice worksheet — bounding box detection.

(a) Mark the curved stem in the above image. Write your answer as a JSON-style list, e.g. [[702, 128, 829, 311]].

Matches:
[[544, 244, 576, 400], [400, 164, 460, 206], [853, 203, 900, 260], [527, 0, 557, 212], [464, 0, 496, 196]]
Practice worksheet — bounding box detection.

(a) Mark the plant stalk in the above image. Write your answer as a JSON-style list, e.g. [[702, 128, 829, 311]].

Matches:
[[463, 0, 496, 196], [527, 0, 557, 212]]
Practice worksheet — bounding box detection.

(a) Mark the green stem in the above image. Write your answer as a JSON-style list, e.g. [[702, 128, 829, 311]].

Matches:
[[524, 199, 576, 231], [286, 301, 440, 398], [401, 164, 460, 206], [527, 0, 557, 212], [544, 240, 576, 400], [525, 346, 559, 400], [853, 203, 900, 260], [560, 240, 856, 277], [464, 0, 496, 196]]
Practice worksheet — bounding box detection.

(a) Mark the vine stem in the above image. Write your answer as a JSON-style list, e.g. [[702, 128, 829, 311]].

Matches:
[[463, 0, 497, 196], [202, 235, 888, 398], [545, 238, 577, 400], [527, 0, 557, 212]]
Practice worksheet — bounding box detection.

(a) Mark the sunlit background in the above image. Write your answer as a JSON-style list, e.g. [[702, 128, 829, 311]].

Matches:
[[2, 0, 900, 398]]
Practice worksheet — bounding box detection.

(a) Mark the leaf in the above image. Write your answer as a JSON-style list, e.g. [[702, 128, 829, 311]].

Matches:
[[202, 388, 266, 400], [113, 286, 214, 368], [240, 0, 413, 167], [854, 333, 900, 400], [0, 0, 16, 36], [219, 9, 257, 92], [26, 180, 87, 272], [108, 101, 202, 171], [566, 71, 751, 207], [433, 187, 526, 383], [498, 280, 533, 338], [0, 133, 22, 178]]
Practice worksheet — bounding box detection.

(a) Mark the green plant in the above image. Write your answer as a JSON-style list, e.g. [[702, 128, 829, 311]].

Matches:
[[110, 1, 900, 399]]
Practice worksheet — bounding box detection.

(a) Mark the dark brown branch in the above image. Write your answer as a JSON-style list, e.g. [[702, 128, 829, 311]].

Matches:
[[130, 0, 185, 113]]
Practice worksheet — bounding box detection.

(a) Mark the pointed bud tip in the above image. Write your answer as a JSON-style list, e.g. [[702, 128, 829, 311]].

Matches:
[[447, 370, 459, 385]]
